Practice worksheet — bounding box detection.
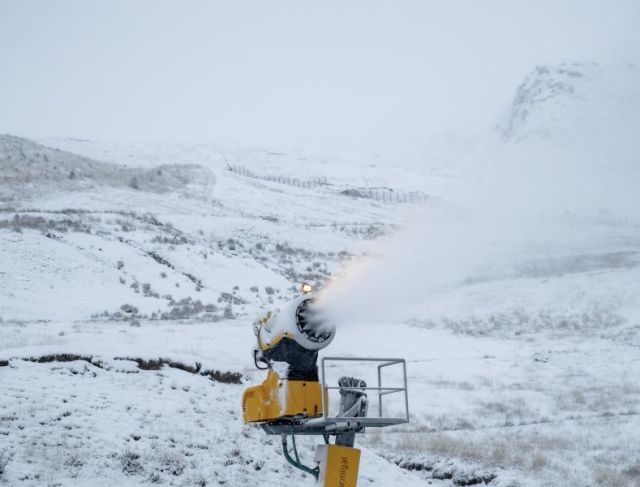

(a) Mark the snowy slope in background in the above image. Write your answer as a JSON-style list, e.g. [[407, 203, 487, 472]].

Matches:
[[0, 135, 215, 202]]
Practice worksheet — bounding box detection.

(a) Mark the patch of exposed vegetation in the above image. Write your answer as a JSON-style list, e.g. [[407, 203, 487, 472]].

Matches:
[[0, 214, 92, 234], [120, 450, 144, 475], [5, 353, 241, 384], [385, 453, 496, 486], [0, 450, 12, 479], [114, 357, 242, 384], [330, 222, 391, 240], [22, 353, 105, 368], [411, 305, 627, 338], [94, 297, 225, 323]]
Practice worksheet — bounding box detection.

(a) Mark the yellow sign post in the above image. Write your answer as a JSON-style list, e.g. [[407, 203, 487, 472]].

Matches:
[[314, 444, 361, 487]]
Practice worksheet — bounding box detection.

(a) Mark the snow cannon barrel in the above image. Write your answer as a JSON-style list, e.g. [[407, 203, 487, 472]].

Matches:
[[254, 292, 335, 380]]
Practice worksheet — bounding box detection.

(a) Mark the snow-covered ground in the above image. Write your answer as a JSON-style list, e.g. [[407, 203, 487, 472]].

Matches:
[[2, 63, 640, 486]]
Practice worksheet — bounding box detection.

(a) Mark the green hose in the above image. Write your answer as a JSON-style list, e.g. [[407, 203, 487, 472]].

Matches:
[[281, 433, 319, 480]]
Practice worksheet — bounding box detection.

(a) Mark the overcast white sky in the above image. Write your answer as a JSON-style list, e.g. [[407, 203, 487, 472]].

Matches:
[[1, 1, 639, 155]]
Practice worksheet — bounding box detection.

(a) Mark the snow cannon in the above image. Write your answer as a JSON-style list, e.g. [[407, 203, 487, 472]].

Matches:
[[243, 287, 334, 424], [242, 284, 411, 487]]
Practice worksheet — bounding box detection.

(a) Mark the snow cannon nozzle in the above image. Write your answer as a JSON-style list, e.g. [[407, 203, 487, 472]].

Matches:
[[295, 296, 334, 345]]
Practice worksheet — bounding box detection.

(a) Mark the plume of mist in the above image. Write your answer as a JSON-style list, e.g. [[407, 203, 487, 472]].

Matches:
[[311, 65, 640, 329]]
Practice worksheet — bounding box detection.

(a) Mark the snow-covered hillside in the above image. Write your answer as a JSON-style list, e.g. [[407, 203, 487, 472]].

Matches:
[[0, 135, 215, 202], [1, 64, 640, 486]]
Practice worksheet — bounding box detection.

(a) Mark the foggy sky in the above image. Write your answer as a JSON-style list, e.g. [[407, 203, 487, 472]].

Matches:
[[1, 0, 639, 155]]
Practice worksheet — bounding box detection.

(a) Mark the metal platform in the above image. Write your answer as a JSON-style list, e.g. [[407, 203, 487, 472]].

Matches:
[[261, 356, 409, 436], [261, 416, 408, 435]]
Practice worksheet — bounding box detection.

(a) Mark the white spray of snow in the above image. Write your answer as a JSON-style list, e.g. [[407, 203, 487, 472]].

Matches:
[[313, 64, 640, 328]]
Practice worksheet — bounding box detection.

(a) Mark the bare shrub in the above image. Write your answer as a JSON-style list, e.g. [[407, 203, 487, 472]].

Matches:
[[192, 474, 208, 486], [530, 452, 548, 470], [0, 450, 11, 478], [223, 305, 235, 319], [218, 292, 247, 305], [64, 453, 84, 477], [151, 235, 189, 245], [625, 462, 640, 478], [592, 465, 636, 487], [121, 450, 143, 475], [142, 283, 159, 298], [120, 304, 139, 314], [157, 451, 185, 476]]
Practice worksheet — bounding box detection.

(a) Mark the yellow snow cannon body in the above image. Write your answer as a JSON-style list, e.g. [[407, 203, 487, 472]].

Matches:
[[242, 368, 325, 423], [243, 289, 333, 423]]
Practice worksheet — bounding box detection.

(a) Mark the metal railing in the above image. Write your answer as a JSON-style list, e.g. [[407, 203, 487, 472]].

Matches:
[[317, 356, 409, 428]]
